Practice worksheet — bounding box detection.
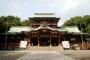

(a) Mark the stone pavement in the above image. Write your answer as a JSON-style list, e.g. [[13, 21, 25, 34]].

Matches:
[[16, 51, 75, 60]]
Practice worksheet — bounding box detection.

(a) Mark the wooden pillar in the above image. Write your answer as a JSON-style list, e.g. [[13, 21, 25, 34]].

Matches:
[[28, 32, 31, 47], [24, 32, 31, 49], [38, 36, 40, 47], [27, 39, 31, 48], [86, 42, 88, 49], [50, 32, 52, 47], [58, 32, 61, 47]]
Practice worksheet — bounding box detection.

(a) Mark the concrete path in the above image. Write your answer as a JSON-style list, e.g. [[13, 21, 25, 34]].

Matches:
[[16, 51, 75, 60]]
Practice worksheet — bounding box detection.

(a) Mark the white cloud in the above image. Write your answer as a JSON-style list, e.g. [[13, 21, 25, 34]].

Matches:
[[0, 0, 90, 26], [61, 0, 82, 14], [58, 0, 86, 26]]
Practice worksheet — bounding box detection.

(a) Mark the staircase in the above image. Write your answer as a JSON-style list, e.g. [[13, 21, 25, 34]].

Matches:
[[27, 46, 63, 51]]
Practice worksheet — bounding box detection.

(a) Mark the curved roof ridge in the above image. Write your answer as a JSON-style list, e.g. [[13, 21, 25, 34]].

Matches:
[[35, 24, 56, 31]]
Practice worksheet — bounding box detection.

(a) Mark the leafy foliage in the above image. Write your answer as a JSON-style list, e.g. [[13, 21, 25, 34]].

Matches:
[[63, 15, 90, 33], [86, 24, 90, 33], [0, 16, 21, 33], [21, 20, 30, 26]]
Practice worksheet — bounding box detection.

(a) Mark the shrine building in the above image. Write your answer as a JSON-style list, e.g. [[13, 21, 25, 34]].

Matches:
[[0, 13, 89, 50], [8, 13, 83, 46]]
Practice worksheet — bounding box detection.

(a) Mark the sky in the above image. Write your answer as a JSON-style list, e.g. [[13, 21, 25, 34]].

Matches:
[[0, 0, 90, 26]]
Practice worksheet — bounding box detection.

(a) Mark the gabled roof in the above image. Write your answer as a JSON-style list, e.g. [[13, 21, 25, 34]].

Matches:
[[34, 24, 57, 31], [8, 26, 32, 33]]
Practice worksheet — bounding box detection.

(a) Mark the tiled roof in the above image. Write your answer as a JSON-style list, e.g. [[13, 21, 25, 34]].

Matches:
[[8, 26, 81, 33], [8, 26, 32, 33], [64, 26, 81, 33], [33, 13, 57, 17]]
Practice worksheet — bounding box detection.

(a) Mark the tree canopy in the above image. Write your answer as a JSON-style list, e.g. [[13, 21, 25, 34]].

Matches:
[[63, 15, 90, 33], [0, 16, 22, 33], [21, 20, 30, 26], [0, 15, 31, 33]]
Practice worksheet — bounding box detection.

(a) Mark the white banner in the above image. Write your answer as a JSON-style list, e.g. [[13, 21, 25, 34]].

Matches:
[[62, 41, 70, 48], [20, 41, 27, 48]]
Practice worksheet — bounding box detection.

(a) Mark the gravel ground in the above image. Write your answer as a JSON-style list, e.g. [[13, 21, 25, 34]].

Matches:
[[16, 51, 75, 60], [0, 50, 90, 60], [0, 51, 28, 60], [61, 50, 90, 60]]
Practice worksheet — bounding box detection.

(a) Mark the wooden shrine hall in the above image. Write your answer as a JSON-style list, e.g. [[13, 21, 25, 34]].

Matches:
[[1, 13, 89, 50], [28, 13, 61, 46]]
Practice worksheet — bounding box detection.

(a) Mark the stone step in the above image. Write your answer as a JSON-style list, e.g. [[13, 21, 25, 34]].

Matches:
[[27, 46, 63, 51]]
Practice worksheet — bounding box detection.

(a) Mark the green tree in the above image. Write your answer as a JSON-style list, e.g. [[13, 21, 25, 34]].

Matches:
[[64, 16, 82, 26], [63, 15, 90, 33], [0, 16, 21, 33], [21, 20, 30, 26], [86, 24, 90, 33]]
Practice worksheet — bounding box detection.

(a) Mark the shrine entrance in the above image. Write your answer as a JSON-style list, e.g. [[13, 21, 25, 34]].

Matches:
[[38, 28, 51, 46], [29, 24, 61, 47], [39, 35, 50, 46]]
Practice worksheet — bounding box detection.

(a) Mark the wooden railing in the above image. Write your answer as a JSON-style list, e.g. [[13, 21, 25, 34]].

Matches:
[[70, 42, 90, 50]]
